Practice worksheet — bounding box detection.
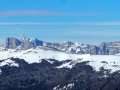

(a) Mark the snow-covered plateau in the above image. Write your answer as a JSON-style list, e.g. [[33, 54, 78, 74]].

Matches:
[[0, 46, 120, 73]]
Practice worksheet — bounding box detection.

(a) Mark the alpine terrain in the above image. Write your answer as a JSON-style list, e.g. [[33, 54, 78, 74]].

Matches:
[[0, 35, 120, 90]]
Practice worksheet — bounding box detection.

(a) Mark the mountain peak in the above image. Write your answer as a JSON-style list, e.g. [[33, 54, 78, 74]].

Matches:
[[19, 35, 26, 41]]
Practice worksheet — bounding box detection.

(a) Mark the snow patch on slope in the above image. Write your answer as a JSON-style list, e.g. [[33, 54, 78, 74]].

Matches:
[[52, 83, 74, 90], [0, 49, 20, 60], [58, 55, 120, 73], [57, 62, 72, 68], [13, 47, 89, 64], [0, 59, 19, 67], [84, 55, 120, 73]]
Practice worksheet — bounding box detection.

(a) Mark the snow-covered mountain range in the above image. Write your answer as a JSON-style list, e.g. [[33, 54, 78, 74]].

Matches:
[[0, 35, 120, 72], [0, 35, 120, 90], [1, 35, 120, 55], [0, 35, 120, 71], [0, 45, 120, 73]]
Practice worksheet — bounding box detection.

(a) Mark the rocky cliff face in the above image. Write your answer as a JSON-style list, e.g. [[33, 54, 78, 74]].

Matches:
[[98, 42, 109, 55], [19, 35, 26, 41], [19, 38, 43, 50], [100, 41, 120, 54], [3, 35, 120, 55], [5, 37, 22, 49], [4, 36, 43, 50]]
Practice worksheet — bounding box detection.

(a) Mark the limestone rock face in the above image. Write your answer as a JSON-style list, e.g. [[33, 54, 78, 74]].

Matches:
[[5, 37, 22, 49], [89, 46, 99, 55], [20, 38, 43, 49], [97, 42, 108, 55], [4, 36, 43, 50], [100, 41, 120, 54], [3, 35, 120, 55]]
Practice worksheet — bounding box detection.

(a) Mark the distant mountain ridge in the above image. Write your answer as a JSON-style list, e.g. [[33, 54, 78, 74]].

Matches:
[[0, 35, 120, 90], [1, 35, 120, 55]]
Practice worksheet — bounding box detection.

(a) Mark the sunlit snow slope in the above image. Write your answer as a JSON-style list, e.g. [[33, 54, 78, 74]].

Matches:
[[13, 46, 89, 63], [0, 46, 120, 73]]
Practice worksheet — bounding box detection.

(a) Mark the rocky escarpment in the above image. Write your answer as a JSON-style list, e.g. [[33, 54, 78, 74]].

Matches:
[[5, 37, 22, 49], [2, 35, 120, 55], [19, 38, 43, 50], [4, 35, 43, 50]]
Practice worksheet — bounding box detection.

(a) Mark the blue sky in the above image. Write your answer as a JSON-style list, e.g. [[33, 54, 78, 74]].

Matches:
[[0, 0, 120, 45]]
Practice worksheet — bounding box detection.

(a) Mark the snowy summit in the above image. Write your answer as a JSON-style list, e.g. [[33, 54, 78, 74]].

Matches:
[[19, 35, 26, 41]]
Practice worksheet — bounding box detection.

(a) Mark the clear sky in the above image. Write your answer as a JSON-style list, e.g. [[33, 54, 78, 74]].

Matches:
[[0, 0, 120, 45]]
